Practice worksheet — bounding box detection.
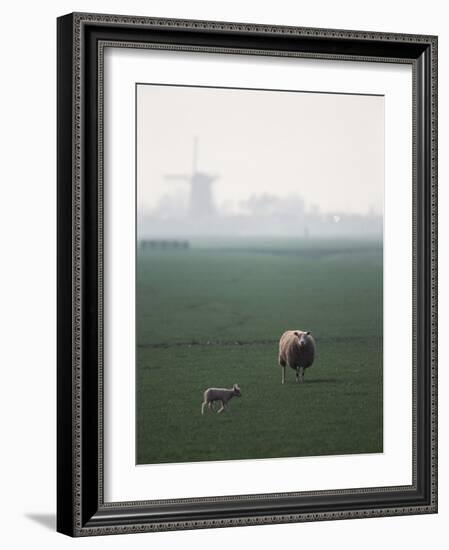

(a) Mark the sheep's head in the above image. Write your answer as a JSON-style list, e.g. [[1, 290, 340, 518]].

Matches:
[[233, 384, 242, 397], [294, 330, 312, 349]]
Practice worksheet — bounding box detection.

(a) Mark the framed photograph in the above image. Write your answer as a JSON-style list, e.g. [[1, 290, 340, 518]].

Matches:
[[57, 12, 438, 536]]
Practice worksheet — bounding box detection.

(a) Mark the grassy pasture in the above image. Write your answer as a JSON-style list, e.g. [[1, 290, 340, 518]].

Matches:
[[136, 238, 383, 464]]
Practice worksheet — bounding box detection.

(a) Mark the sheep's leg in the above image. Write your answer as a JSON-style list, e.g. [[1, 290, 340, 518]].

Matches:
[[279, 357, 286, 384], [201, 401, 207, 415], [217, 400, 225, 414], [295, 366, 305, 383]]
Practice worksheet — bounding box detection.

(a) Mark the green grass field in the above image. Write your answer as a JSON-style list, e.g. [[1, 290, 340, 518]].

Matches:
[[136, 238, 383, 464]]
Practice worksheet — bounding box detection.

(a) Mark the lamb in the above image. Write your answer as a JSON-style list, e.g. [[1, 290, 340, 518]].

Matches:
[[278, 330, 315, 384], [201, 384, 242, 414]]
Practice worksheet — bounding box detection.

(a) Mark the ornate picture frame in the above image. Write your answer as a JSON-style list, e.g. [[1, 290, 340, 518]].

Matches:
[[57, 12, 437, 536]]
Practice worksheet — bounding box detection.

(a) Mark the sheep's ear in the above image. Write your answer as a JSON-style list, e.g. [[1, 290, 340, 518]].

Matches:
[[294, 331, 299, 336], [306, 331, 311, 336]]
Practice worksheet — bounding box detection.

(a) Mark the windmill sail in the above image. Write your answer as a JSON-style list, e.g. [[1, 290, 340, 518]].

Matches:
[[164, 138, 218, 218]]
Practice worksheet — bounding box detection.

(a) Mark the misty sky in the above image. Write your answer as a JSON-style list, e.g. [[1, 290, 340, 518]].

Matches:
[[137, 84, 384, 216]]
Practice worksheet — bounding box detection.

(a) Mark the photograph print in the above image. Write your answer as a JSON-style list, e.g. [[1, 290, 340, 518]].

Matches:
[[136, 83, 384, 465]]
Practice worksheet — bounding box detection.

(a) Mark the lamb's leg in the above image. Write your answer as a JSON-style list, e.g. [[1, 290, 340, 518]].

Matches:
[[298, 366, 305, 384], [217, 400, 225, 413], [201, 401, 207, 415]]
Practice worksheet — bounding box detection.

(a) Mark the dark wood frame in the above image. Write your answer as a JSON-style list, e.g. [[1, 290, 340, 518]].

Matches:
[[57, 12, 438, 537]]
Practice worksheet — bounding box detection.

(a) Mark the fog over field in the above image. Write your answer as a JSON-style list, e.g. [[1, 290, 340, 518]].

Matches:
[[137, 84, 384, 239], [135, 84, 384, 465]]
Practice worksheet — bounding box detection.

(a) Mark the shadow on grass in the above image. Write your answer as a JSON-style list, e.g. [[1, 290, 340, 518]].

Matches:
[[303, 378, 338, 384]]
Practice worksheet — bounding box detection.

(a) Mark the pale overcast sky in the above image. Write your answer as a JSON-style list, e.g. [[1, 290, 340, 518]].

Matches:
[[137, 84, 384, 216]]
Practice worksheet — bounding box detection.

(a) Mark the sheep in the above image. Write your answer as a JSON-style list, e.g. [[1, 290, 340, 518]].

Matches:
[[278, 330, 315, 384], [201, 384, 242, 414]]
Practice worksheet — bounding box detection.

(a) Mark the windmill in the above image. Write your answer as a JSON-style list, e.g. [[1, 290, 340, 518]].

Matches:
[[164, 137, 219, 218]]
